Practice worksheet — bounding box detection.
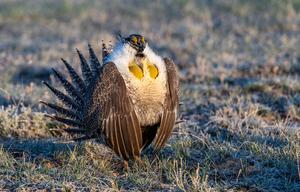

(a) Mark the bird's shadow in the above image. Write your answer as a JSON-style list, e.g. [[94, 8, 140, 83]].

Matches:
[[0, 138, 77, 162]]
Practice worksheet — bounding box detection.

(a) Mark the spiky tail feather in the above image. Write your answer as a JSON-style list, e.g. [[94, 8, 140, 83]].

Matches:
[[41, 44, 104, 140]]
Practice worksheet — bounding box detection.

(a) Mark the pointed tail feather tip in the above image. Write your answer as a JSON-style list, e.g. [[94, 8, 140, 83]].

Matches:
[[51, 67, 84, 105], [76, 48, 93, 85], [43, 81, 81, 111], [88, 43, 102, 76], [61, 57, 86, 95]]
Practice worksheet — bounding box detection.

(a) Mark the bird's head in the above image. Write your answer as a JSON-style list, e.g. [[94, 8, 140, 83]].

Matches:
[[109, 33, 159, 80], [123, 34, 147, 55]]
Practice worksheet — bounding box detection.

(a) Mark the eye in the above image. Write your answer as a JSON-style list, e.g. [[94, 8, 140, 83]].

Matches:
[[131, 36, 138, 44], [141, 36, 145, 43]]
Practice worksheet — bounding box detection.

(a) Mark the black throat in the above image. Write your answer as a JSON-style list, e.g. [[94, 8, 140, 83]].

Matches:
[[135, 52, 145, 58]]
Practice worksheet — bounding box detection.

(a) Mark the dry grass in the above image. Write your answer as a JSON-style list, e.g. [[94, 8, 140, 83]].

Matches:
[[0, 0, 300, 191]]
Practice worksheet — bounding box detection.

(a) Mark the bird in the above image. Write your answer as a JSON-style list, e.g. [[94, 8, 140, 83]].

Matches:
[[41, 34, 179, 168]]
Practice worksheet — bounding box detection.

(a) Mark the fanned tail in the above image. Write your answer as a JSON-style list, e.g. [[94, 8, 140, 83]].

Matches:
[[41, 44, 104, 140]]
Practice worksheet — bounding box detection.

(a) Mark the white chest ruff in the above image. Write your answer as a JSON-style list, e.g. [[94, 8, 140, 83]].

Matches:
[[127, 74, 167, 126], [122, 53, 168, 126], [106, 44, 168, 126]]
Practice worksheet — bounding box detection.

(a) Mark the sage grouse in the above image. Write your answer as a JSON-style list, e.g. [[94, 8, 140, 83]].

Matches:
[[42, 34, 179, 166]]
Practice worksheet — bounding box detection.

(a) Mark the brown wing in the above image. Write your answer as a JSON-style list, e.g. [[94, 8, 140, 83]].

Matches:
[[152, 58, 179, 151], [91, 62, 143, 160]]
